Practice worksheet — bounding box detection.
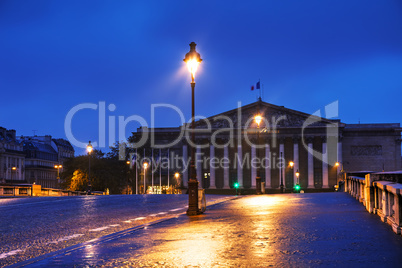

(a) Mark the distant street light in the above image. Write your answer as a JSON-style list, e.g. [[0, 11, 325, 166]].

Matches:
[[184, 42, 202, 216], [289, 161, 294, 168], [11, 167, 17, 183], [126, 160, 131, 194], [54, 164, 62, 180], [335, 161, 348, 191], [294, 169, 301, 193], [280, 152, 284, 193], [87, 141, 93, 195], [143, 162, 148, 194], [174, 172, 180, 194], [254, 114, 262, 194]]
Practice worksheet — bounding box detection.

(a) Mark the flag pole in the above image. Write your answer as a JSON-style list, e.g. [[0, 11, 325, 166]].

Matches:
[[262, 82, 264, 101]]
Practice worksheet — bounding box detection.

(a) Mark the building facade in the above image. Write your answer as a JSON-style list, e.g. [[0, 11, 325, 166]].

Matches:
[[18, 135, 75, 188], [129, 100, 402, 192], [0, 127, 25, 183]]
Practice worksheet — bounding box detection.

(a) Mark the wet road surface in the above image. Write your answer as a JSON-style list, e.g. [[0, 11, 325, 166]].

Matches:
[[0, 194, 232, 267], [8, 193, 402, 267]]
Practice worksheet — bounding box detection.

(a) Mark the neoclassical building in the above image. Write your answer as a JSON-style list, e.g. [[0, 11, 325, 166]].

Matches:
[[129, 100, 402, 192]]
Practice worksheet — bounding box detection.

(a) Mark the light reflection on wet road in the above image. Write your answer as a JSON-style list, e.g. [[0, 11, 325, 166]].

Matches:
[[10, 193, 402, 267], [0, 194, 232, 267]]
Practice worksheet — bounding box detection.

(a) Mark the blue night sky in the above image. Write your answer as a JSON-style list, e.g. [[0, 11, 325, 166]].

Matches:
[[1, 0, 401, 154]]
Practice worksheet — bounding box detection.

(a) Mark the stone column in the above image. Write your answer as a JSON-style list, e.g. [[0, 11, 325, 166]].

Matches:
[[223, 145, 230, 189], [196, 146, 202, 188], [237, 144, 243, 188], [307, 138, 314, 188], [251, 145, 256, 188], [209, 145, 216, 189], [293, 138, 299, 185], [279, 142, 285, 189], [382, 190, 389, 218], [182, 145, 188, 188], [265, 143, 271, 188], [322, 138, 329, 188]]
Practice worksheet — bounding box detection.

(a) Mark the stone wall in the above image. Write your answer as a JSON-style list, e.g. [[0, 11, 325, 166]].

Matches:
[[342, 124, 401, 172]]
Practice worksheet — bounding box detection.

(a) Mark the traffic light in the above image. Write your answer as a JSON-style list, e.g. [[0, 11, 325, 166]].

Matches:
[[294, 184, 301, 193], [234, 182, 239, 195]]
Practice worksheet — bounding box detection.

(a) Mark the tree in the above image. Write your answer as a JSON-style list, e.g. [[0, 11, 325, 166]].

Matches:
[[60, 147, 131, 194]]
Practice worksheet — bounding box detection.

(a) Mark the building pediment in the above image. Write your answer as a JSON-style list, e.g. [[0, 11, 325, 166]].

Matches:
[[194, 100, 341, 129]]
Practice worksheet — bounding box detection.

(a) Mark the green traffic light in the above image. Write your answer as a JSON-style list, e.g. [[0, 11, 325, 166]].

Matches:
[[234, 182, 239, 189], [294, 184, 301, 191]]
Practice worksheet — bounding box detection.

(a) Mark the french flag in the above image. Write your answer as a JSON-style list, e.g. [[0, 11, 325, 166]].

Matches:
[[251, 81, 260, 91]]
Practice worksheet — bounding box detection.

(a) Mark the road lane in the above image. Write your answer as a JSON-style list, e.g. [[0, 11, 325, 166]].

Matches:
[[0, 194, 232, 267], [11, 193, 402, 267]]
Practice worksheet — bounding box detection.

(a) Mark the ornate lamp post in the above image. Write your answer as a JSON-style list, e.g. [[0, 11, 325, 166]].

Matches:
[[335, 161, 347, 191], [87, 141, 93, 194], [175, 172, 180, 194], [280, 152, 284, 193], [294, 169, 301, 193], [11, 166, 17, 183], [54, 164, 62, 179], [143, 162, 148, 194], [254, 114, 262, 194], [183, 42, 202, 216]]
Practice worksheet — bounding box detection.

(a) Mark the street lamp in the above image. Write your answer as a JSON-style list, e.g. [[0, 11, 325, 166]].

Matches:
[[184, 42, 202, 216], [87, 141, 93, 195], [335, 161, 348, 191], [143, 162, 148, 194], [174, 172, 180, 194], [289, 161, 294, 168], [294, 169, 301, 193], [54, 164, 62, 180], [254, 114, 262, 194], [280, 152, 284, 193], [126, 161, 131, 194], [11, 167, 17, 183]]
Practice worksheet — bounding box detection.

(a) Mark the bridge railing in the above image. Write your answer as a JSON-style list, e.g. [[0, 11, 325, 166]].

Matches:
[[345, 172, 402, 235], [0, 184, 105, 197]]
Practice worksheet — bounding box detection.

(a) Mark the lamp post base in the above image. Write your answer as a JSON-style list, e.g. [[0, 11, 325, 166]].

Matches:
[[256, 177, 261, 194], [280, 184, 285, 193], [187, 178, 200, 216]]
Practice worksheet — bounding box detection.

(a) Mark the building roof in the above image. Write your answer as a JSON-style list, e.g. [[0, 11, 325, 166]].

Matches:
[[52, 138, 74, 152]]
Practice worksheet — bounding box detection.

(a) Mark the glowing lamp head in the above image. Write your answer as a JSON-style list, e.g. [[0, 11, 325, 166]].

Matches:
[[175, 172, 180, 179], [12, 167, 17, 171], [289, 161, 294, 168], [54, 165, 58, 169], [254, 115, 262, 126], [184, 42, 202, 78], [126, 161, 130, 165], [87, 141, 93, 154], [143, 162, 148, 169], [335, 162, 340, 167], [296, 170, 300, 178]]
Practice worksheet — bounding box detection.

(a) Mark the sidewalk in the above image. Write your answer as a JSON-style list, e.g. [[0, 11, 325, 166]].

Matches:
[[10, 193, 402, 267]]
